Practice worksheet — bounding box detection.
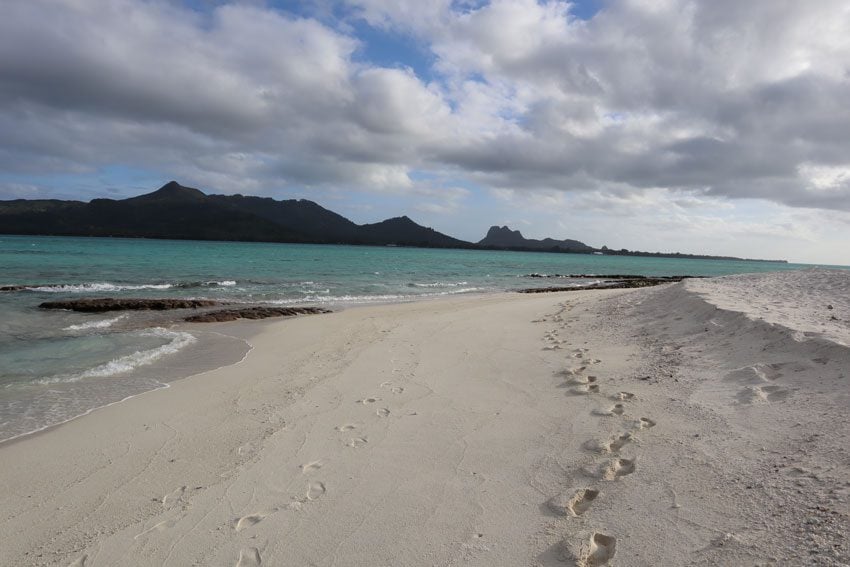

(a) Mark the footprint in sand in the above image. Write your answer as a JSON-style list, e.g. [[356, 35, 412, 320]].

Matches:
[[301, 460, 323, 473], [613, 392, 635, 401], [135, 518, 181, 540], [601, 458, 636, 480], [585, 433, 632, 454], [570, 375, 598, 386], [377, 407, 391, 417], [569, 489, 599, 516], [162, 486, 187, 508], [571, 384, 600, 395], [236, 547, 262, 567], [234, 512, 269, 532], [358, 397, 381, 404], [306, 481, 326, 501], [335, 424, 356, 432], [592, 404, 625, 417], [634, 417, 656, 430], [391, 386, 404, 394], [611, 404, 626, 415], [736, 385, 790, 404], [347, 437, 368, 448], [584, 533, 616, 566], [68, 555, 87, 567], [546, 489, 599, 517]]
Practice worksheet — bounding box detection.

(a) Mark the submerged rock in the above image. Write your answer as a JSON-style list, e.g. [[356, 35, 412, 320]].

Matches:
[[518, 276, 690, 293], [184, 306, 330, 323]]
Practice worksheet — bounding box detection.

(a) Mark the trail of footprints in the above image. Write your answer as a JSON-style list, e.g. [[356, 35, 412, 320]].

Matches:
[[226, 375, 411, 566], [538, 304, 657, 566]]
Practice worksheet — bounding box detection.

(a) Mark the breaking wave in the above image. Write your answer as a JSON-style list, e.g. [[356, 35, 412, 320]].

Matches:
[[35, 328, 196, 385], [63, 314, 128, 331]]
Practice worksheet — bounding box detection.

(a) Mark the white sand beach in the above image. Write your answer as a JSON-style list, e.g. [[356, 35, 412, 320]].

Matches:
[[1, 270, 848, 566]]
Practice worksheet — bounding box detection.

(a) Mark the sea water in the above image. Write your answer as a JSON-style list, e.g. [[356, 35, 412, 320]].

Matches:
[[0, 235, 830, 441]]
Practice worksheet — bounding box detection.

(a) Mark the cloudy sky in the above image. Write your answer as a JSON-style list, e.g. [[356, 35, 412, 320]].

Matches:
[[1, 0, 849, 264]]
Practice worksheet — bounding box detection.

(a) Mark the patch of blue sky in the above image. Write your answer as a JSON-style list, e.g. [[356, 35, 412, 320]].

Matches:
[[567, 0, 602, 21], [348, 20, 436, 80]]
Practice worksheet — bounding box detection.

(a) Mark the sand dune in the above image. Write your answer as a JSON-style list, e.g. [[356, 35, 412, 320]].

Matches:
[[1, 271, 848, 566]]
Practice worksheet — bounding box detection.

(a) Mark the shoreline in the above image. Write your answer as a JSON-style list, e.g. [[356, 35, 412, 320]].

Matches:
[[1, 278, 848, 566]]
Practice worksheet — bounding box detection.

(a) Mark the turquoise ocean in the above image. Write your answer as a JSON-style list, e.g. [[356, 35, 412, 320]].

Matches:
[[0, 234, 836, 442]]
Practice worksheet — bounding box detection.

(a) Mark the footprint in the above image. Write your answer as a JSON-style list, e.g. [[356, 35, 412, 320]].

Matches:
[[234, 513, 267, 532], [335, 424, 356, 431], [634, 417, 656, 429], [572, 384, 600, 395], [377, 407, 391, 417], [585, 533, 616, 566], [236, 547, 262, 567], [162, 486, 186, 507], [391, 387, 404, 394], [736, 385, 789, 404], [585, 433, 632, 453], [585, 359, 602, 365], [608, 433, 632, 452], [134, 517, 182, 540], [301, 460, 323, 473], [592, 404, 626, 417], [68, 555, 87, 567], [358, 397, 381, 404], [347, 437, 368, 448], [306, 481, 326, 501], [568, 489, 599, 516], [601, 458, 636, 480], [613, 392, 635, 401], [763, 385, 790, 401]]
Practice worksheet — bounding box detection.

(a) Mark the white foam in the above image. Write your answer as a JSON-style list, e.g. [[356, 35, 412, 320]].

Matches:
[[36, 328, 196, 385], [411, 281, 469, 288], [63, 314, 127, 331], [266, 287, 483, 306], [29, 282, 174, 293]]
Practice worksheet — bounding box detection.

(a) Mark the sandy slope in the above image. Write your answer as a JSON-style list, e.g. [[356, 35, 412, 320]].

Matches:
[[1, 272, 848, 566]]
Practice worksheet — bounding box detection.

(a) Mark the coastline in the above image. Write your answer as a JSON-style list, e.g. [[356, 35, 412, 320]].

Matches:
[[1, 278, 848, 566]]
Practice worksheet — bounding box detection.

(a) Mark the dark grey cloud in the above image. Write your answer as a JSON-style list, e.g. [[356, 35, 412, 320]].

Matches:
[[0, 0, 849, 217]]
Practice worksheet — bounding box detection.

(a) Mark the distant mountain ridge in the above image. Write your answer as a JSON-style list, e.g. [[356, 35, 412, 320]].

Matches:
[[0, 181, 786, 262], [0, 181, 471, 248], [478, 225, 593, 252]]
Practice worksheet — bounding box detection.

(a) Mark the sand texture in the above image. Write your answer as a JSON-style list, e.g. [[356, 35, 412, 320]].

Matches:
[[1, 270, 848, 566]]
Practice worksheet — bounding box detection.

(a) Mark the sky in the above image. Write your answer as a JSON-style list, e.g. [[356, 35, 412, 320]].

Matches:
[[1, 0, 849, 264]]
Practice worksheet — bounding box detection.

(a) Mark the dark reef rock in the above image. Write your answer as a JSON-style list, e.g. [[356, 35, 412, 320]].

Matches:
[[184, 306, 330, 323], [518, 276, 690, 293], [0, 285, 29, 292], [39, 298, 220, 312]]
